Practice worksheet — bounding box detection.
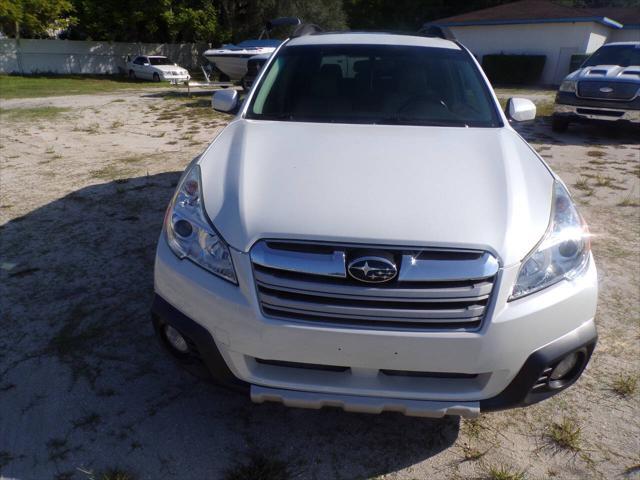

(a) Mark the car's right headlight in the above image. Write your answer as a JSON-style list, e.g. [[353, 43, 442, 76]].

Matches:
[[559, 80, 577, 93], [164, 164, 237, 284], [510, 181, 590, 300]]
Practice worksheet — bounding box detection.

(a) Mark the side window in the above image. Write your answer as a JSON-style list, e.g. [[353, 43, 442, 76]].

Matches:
[[133, 57, 143, 65]]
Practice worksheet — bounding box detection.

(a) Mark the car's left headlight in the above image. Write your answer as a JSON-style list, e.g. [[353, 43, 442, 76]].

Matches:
[[559, 80, 577, 93], [164, 164, 237, 284], [510, 181, 590, 300]]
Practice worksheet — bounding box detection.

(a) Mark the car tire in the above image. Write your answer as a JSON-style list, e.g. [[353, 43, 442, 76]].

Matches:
[[552, 115, 569, 133], [129, 70, 136, 81], [153, 73, 161, 82]]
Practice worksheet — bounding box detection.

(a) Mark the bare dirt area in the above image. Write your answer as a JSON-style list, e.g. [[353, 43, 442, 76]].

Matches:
[[1, 88, 638, 480]]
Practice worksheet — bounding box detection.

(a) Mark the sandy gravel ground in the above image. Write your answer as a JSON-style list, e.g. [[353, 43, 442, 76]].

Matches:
[[0, 88, 639, 480]]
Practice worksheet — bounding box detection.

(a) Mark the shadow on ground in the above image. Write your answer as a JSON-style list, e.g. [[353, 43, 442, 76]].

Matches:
[[0, 172, 459, 480], [513, 117, 639, 147]]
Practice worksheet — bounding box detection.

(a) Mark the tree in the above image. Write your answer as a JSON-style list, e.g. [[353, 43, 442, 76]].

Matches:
[[67, 0, 221, 43], [216, 0, 347, 43], [0, 0, 75, 38]]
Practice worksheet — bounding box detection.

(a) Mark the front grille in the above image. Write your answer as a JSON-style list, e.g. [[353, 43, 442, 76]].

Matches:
[[250, 241, 499, 331], [577, 81, 639, 101]]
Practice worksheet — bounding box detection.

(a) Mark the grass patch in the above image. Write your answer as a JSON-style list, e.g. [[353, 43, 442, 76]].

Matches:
[[225, 453, 289, 480], [573, 177, 593, 196], [72, 412, 102, 431], [90, 164, 134, 181], [0, 74, 166, 99], [547, 417, 581, 451], [586, 150, 606, 159], [47, 437, 71, 462], [0, 106, 69, 122], [593, 175, 616, 188], [612, 374, 637, 397], [0, 451, 14, 468], [83, 468, 137, 480], [485, 464, 526, 480], [618, 197, 640, 207], [461, 444, 487, 461]]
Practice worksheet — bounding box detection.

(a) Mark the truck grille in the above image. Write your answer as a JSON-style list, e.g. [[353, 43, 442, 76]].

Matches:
[[250, 241, 499, 331], [577, 81, 639, 101]]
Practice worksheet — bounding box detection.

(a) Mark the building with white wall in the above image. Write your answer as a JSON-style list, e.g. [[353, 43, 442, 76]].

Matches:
[[430, 0, 640, 85]]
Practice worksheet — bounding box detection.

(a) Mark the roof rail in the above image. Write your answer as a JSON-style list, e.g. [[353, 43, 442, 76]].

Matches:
[[417, 24, 456, 41], [292, 23, 323, 37]]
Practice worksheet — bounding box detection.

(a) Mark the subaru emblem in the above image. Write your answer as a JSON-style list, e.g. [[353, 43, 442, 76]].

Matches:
[[348, 256, 397, 283]]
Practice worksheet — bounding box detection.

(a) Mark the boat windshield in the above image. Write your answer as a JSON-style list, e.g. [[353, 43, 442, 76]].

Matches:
[[236, 40, 282, 49]]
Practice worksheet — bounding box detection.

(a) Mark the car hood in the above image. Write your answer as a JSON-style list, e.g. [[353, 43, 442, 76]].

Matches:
[[567, 64, 640, 83], [199, 120, 554, 266]]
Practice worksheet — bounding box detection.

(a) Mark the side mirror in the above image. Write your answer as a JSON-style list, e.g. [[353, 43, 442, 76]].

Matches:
[[212, 89, 239, 113], [505, 97, 536, 122]]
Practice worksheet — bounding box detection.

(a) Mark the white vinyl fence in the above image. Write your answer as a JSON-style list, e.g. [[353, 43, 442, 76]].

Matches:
[[0, 39, 209, 75]]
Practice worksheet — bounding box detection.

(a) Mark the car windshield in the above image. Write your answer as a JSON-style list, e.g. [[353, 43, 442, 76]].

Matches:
[[246, 44, 501, 127], [583, 44, 640, 67], [149, 57, 174, 65]]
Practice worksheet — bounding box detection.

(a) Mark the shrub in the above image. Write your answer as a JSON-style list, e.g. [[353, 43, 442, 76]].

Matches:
[[481, 54, 546, 85]]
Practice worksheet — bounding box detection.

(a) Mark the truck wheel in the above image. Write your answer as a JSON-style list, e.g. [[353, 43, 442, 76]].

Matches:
[[153, 73, 161, 82], [129, 70, 136, 80], [552, 116, 569, 133]]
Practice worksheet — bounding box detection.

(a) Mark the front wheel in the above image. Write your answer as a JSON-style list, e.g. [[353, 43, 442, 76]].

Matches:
[[552, 115, 569, 133], [153, 73, 161, 82], [129, 70, 136, 81]]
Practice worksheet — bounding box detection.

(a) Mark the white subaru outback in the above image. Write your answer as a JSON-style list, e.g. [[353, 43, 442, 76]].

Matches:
[[152, 32, 598, 418]]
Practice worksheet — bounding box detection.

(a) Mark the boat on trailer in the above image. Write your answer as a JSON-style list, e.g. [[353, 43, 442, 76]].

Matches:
[[203, 17, 301, 81]]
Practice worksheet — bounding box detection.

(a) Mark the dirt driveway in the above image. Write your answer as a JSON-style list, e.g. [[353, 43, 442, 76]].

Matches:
[[1, 88, 638, 480]]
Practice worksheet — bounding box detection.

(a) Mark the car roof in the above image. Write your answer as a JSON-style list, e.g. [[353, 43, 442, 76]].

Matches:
[[286, 32, 460, 50], [147, 55, 169, 58]]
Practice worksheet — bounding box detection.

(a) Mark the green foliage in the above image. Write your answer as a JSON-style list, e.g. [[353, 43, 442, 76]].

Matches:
[[482, 54, 547, 85], [0, 0, 75, 38], [68, 0, 220, 42], [218, 0, 347, 43]]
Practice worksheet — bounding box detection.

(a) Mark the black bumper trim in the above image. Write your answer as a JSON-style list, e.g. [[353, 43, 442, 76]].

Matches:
[[480, 328, 597, 412], [151, 295, 249, 392], [555, 91, 640, 110]]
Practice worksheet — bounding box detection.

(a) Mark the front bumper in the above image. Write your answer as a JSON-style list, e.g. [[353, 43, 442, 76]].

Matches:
[[153, 236, 598, 416], [162, 74, 191, 82], [554, 91, 640, 124]]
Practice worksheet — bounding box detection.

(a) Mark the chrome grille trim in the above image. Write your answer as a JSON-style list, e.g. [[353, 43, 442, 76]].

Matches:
[[398, 252, 499, 282], [252, 241, 346, 277], [250, 240, 498, 331]]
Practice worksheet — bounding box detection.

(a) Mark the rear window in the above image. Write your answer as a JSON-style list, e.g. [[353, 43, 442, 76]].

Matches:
[[246, 44, 502, 127], [149, 57, 174, 66]]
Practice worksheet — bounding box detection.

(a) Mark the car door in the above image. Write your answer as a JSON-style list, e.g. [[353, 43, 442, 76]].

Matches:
[[134, 56, 151, 79]]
